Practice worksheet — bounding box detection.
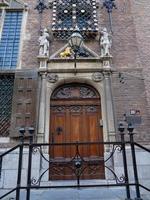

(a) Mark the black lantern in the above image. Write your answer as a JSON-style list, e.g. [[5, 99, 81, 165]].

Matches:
[[118, 122, 125, 133], [68, 30, 83, 53], [68, 27, 83, 74], [127, 123, 134, 133]]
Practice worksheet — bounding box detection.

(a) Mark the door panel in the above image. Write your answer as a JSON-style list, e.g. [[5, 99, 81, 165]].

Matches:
[[49, 84, 104, 180], [50, 112, 66, 158]]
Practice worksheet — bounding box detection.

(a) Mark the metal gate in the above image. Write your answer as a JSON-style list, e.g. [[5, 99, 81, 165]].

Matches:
[[0, 125, 150, 200]]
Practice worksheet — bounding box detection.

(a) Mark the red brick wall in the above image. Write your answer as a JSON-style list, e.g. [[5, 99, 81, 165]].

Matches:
[[19, 0, 150, 141], [130, 0, 150, 113], [21, 0, 141, 69]]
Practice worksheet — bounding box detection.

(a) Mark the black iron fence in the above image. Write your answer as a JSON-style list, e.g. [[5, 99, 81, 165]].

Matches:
[[0, 128, 150, 200]]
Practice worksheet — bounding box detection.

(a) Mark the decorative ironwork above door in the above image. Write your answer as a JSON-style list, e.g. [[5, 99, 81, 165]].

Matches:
[[52, 0, 98, 40], [51, 84, 100, 99]]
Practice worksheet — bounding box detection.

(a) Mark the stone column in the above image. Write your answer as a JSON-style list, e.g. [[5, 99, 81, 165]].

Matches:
[[37, 72, 47, 143], [37, 55, 49, 142], [104, 70, 116, 141]]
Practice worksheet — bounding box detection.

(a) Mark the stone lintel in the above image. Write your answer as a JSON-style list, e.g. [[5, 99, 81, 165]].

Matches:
[[46, 68, 113, 74], [48, 57, 104, 63]]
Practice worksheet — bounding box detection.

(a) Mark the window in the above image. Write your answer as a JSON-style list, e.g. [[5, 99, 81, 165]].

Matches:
[[0, 74, 14, 136], [52, 0, 98, 40], [0, 11, 22, 69]]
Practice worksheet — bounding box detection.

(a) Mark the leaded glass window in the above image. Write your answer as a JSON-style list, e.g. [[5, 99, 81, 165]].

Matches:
[[52, 0, 98, 40], [0, 74, 14, 136], [0, 11, 22, 69]]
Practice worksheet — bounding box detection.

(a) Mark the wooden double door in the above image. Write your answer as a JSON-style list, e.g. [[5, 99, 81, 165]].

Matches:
[[49, 84, 104, 180]]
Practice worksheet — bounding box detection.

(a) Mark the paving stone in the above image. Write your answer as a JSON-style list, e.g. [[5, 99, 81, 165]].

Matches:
[[1, 187, 150, 200]]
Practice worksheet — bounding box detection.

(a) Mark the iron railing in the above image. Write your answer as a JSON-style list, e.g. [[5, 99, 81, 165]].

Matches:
[[0, 131, 149, 200]]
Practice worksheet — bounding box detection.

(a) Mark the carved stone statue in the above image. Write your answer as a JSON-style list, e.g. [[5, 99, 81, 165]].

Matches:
[[39, 28, 50, 56], [100, 28, 111, 57]]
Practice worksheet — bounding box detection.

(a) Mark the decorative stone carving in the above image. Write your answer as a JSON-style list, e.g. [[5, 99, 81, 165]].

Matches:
[[92, 72, 104, 82], [52, 85, 98, 99], [47, 74, 58, 83], [80, 87, 96, 98], [60, 47, 72, 58], [103, 60, 111, 69], [100, 28, 112, 57], [39, 28, 50, 57]]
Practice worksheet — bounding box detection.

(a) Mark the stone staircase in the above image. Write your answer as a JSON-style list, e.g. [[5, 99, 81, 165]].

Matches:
[[1, 187, 150, 200]]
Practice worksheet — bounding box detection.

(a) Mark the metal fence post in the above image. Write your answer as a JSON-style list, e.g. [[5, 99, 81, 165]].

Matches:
[[118, 123, 132, 200], [26, 133, 33, 200], [0, 157, 2, 179], [16, 130, 25, 200], [128, 124, 143, 200]]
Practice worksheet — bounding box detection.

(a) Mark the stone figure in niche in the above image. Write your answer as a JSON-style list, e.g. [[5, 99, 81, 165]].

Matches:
[[39, 28, 50, 56], [100, 28, 112, 57]]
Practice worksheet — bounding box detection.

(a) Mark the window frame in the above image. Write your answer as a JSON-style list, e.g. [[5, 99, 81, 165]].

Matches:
[[0, 7, 24, 71], [0, 3, 26, 141]]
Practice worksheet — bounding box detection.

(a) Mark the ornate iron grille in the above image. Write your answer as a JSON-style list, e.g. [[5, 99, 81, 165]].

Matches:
[[52, 0, 98, 40], [0, 74, 14, 136]]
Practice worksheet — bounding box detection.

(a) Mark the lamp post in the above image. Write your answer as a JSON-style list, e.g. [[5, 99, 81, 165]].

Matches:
[[17, 127, 26, 200], [28, 127, 35, 144], [68, 28, 83, 74], [19, 127, 25, 144]]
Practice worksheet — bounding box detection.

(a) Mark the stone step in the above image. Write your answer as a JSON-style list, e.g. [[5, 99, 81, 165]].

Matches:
[[1, 188, 150, 200]]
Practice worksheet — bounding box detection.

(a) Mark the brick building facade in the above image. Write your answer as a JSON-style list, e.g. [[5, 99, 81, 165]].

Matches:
[[0, 0, 150, 143], [0, 0, 150, 198]]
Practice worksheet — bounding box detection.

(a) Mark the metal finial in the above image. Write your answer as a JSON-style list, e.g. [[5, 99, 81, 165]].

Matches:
[[35, 0, 48, 14], [102, 0, 117, 13], [101, 0, 117, 33]]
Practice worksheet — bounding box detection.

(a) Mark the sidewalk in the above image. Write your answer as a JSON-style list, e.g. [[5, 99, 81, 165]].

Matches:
[[19, 187, 150, 200]]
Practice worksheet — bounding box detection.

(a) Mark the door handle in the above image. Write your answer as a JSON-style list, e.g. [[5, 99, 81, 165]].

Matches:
[[56, 127, 63, 135]]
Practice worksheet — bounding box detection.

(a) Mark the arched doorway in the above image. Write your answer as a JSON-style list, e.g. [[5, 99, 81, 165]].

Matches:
[[49, 83, 104, 180]]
